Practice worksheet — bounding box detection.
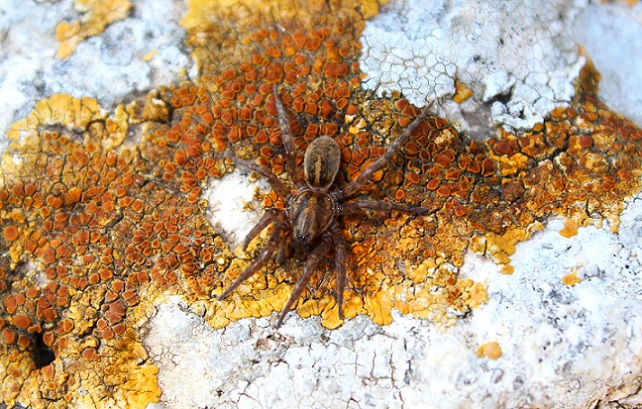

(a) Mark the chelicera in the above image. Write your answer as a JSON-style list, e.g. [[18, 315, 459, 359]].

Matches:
[[219, 85, 434, 327]]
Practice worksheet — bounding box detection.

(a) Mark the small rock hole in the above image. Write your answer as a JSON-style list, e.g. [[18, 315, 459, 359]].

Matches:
[[33, 332, 55, 369]]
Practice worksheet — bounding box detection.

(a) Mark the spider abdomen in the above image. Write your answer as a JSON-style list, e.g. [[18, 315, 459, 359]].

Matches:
[[288, 190, 335, 244], [304, 136, 341, 190]]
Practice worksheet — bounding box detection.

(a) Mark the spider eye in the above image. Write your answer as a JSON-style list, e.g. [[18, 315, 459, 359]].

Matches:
[[294, 225, 316, 245], [293, 217, 317, 245]]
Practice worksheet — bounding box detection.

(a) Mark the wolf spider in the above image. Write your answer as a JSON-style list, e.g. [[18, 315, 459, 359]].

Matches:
[[219, 85, 434, 327]]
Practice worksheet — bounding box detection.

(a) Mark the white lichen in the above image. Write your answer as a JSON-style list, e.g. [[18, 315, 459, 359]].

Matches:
[[204, 169, 271, 251], [0, 0, 190, 139], [572, 2, 642, 127], [360, 0, 587, 133]]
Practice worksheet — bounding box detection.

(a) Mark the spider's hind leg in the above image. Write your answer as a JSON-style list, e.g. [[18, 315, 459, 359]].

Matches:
[[273, 85, 301, 184], [343, 199, 430, 215]]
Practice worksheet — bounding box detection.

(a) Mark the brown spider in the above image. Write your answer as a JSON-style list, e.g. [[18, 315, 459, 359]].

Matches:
[[218, 85, 434, 327]]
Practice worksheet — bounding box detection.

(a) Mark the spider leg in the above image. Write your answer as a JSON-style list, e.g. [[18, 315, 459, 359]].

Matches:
[[218, 224, 284, 301], [338, 101, 434, 199], [274, 234, 291, 264], [329, 222, 347, 320], [273, 85, 301, 184], [240, 156, 291, 198], [242, 209, 280, 252], [275, 237, 333, 327], [227, 150, 290, 197], [343, 199, 430, 215]]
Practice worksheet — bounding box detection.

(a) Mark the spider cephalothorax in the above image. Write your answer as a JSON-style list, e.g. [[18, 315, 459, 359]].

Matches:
[[218, 85, 434, 327]]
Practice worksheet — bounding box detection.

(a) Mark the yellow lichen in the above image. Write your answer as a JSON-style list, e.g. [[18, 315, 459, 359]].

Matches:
[[562, 270, 582, 286], [500, 264, 514, 275], [182, 0, 385, 33], [6, 94, 128, 153], [476, 341, 502, 359], [481, 224, 544, 266], [3, 1, 642, 407], [143, 49, 159, 62], [363, 284, 395, 325], [453, 80, 474, 103], [559, 218, 580, 238], [55, 0, 132, 58]]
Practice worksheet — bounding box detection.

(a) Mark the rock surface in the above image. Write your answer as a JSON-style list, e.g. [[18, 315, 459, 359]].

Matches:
[[1, 1, 641, 408]]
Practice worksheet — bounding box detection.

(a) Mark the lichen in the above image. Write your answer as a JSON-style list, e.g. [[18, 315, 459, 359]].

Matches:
[[1, 93, 160, 408], [476, 341, 502, 360], [55, 0, 133, 58], [562, 270, 582, 286], [2, 0, 642, 407]]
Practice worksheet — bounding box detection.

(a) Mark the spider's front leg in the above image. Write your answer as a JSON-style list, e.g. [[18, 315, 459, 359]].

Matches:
[[241, 209, 280, 252], [218, 223, 285, 301], [337, 101, 434, 199]]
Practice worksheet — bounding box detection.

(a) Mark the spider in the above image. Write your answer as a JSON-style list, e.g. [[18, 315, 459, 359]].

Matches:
[[218, 85, 434, 327]]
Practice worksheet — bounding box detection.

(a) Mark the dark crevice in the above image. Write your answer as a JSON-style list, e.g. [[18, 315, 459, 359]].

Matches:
[[33, 331, 56, 369], [486, 89, 513, 106]]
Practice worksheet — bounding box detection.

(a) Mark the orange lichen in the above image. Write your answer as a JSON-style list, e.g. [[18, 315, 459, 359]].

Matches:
[[3, 226, 19, 242], [55, 0, 133, 58], [1, 92, 162, 407], [476, 341, 503, 359], [3, 0, 642, 407]]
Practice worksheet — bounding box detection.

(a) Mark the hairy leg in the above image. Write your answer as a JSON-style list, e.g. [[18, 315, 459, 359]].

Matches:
[[338, 101, 434, 198], [242, 209, 280, 251], [218, 225, 284, 301], [243, 157, 291, 198], [273, 85, 301, 184], [343, 199, 430, 215], [274, 232, 292, 264], [276, 237, 332, 327], [227, 150, 290, 197], [329, 222, 347, 320]]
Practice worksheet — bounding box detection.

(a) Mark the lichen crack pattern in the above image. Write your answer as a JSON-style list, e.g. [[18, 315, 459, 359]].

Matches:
[[1, 0, 642, 408]]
